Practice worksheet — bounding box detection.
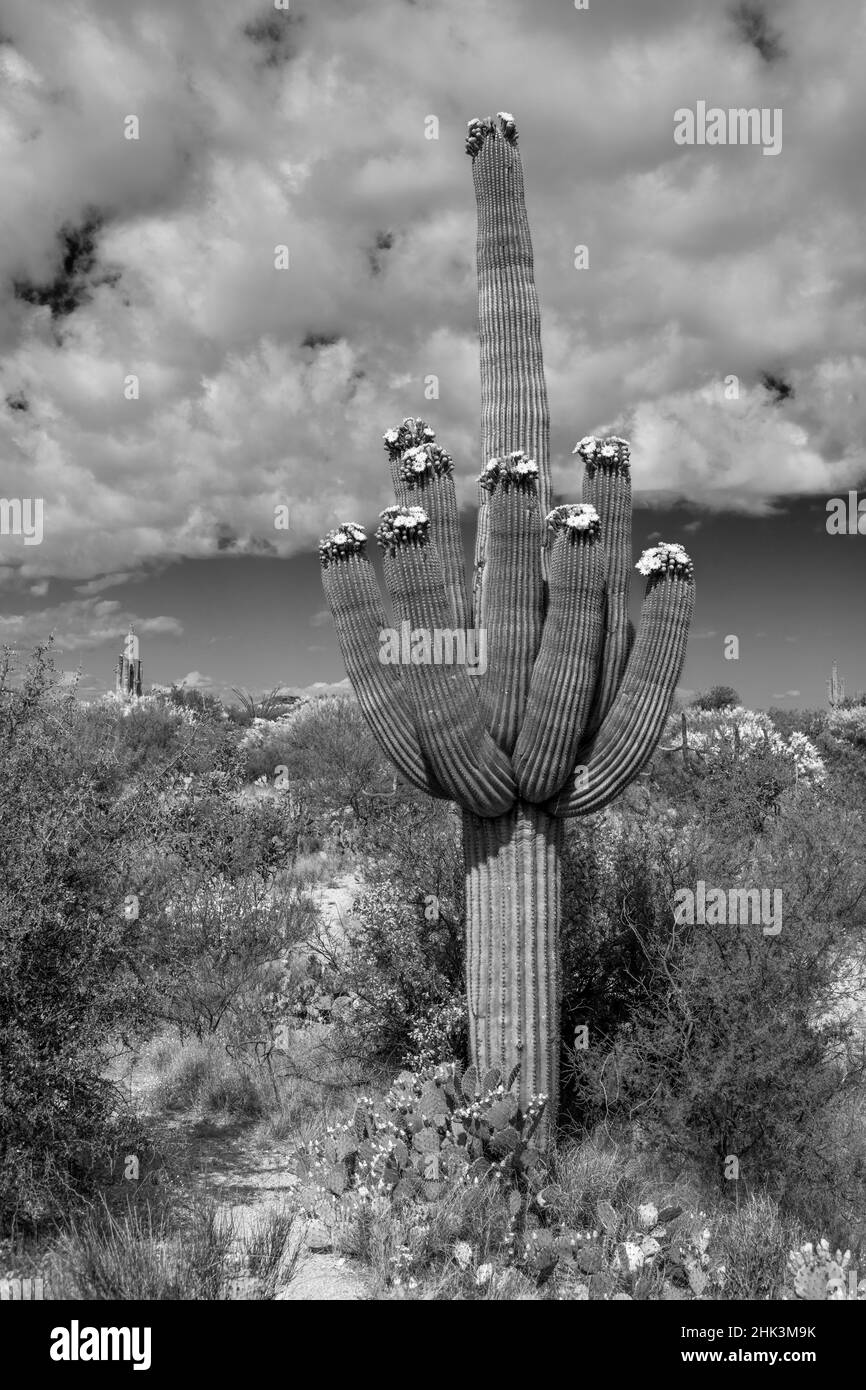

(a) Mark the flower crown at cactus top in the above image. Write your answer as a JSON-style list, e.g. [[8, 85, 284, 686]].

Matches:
[[318, 522, 367, 564], [547, 504, 601, 538], [398, 442, 454, 483], [465, 111, 518, 156], [382, 418, 437, 459], [479, 450, 539, 491], [375, 505, 430, 550], [573, 435, 631, 470], [636, 542, 694, 578]]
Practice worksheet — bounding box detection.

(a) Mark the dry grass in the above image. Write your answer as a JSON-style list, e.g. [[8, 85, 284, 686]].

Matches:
[[48, 1196, 303, 1301]]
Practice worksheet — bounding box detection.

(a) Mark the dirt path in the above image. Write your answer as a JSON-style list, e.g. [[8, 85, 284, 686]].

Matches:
[[167, 1117, 369, 1301], [309, 871, 363, 950], [116, 867, 372, 1300]]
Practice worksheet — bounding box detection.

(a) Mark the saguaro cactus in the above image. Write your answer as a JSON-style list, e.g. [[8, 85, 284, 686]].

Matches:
[[319, 112, 694, 1130]]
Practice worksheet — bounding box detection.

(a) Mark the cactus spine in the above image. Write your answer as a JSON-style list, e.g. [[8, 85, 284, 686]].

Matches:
[[319, 112, 694, 1132]]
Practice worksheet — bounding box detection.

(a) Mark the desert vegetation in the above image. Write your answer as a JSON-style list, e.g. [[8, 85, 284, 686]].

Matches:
[[1, 644, 864, 1301]]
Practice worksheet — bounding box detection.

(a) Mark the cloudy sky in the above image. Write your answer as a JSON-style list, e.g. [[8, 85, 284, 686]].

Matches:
[[0, 0, 863, 706]]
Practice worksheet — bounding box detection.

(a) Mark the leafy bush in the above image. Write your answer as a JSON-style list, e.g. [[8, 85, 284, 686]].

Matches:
[[827, 704, 866, 750], [563, 792, 866, 1210], [320, 881, 465, 1068], [0, 647, 173, 1229], [689, 685, 741, 711]]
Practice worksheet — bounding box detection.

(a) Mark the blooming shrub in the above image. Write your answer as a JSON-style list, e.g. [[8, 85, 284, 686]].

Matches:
[[827, 704, 866, 750], [237, 699, 321, 751], [666, 706, 825, 782]]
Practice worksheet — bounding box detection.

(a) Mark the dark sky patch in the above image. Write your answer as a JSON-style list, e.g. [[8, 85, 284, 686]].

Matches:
[[730, 2, 784, 62], [215, 523, 277, 556], [302, 332, 339, 349], [243, 8, 305, 68], [761, 372, 794, 403], [13, 214, 118, 320], [368, 230, 394, 276]]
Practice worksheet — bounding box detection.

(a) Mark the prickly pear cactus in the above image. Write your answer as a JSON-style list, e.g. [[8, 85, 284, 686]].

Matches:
[[787, 1239, 865, 1300], [293, 1062, 548, 1222]]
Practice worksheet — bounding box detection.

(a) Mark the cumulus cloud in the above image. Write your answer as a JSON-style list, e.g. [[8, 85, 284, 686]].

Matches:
[[176, 670, 213, 688], [0, 598, 182, 651], [0, 0, 864, 590]]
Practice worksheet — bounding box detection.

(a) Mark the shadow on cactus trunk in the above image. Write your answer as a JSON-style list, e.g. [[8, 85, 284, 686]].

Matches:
[[318, 112, 694, 1139]]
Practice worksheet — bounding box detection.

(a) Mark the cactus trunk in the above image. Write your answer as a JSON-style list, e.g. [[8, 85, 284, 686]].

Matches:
[[463, 802, 562, 1121]]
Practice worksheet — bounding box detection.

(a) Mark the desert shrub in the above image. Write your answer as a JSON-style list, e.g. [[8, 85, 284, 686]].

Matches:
[[240, 697, 401, 860], [767, 706, 828, 742], [670, 706, 825, 782], [139, 796, 315, 1041], [322, 881, 466, 1068], [693, 741, 796, 834], [287, 795, 467, 1069], [564, 790, 866, 1208], [827, 703, 866, 750], [560, 807, 683, 1098], [148, 1036, 264, 1117], [0, 647, 178, 1230], [689, 685, 741, 711], [241, 698, 386, 809], [166, 684, 227, 720]]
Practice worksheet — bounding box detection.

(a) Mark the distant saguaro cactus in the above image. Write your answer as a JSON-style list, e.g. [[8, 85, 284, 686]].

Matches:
[[827, 661, 845, 708], [319, 112, 694, 1133]]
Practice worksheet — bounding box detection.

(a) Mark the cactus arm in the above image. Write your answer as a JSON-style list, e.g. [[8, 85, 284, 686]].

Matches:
[[578, 436, 635, 733], [477, 454, 545, 753], [383, 419, 470, 634], [546, 545, 695, 816], [467, 113, 551, 628], [376, 507, 517, 817], [514, 505, 606, 802], [319, 525, 447, 799]]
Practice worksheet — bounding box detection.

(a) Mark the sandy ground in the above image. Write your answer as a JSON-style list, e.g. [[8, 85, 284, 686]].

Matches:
[[134, 868, 370, 1301]]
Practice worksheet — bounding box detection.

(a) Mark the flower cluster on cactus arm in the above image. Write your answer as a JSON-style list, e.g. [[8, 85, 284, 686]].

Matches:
[[318, 523, 367, 565], [546, 504, 601, 539], [398, 442, 454, 483], [635, 542, 694, 578], [375, 505, 430, 552], [382, 417, 437, 460], [478, 451, 539, 492], [572, 435, 631, 470]]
